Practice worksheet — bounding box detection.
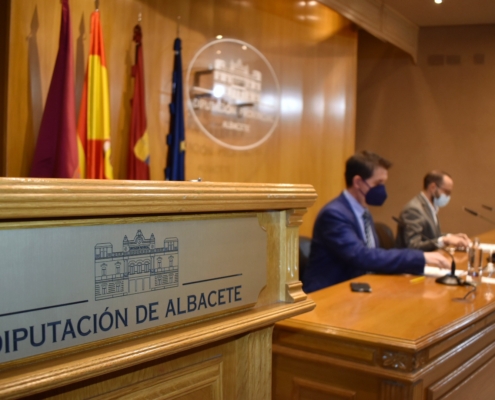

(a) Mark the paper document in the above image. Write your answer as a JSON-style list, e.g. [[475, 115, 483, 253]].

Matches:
[[424, 266, 466, 277], [479, 243, 495, 252], [465, 275, 495, 284], [425, 266, 495, 284]]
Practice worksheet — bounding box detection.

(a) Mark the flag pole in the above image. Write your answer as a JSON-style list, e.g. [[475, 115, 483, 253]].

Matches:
[[127, 15, 150, 180], [164, 29, 185, 181]]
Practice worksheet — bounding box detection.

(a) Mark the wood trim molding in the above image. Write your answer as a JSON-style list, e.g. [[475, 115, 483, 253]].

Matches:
[[0, 178, 317, 220], [380, 380, 414, 400], [91, 357, 223, 400], [380, 349, 428, 372], [285, 281, 308, 303], [285, 209, 309, 303], [427, 343, 495, 399], [235, 327, 274, 399], [286, 209, 307, 228], [292, 376, 356, 399], [273, 320, 495, 383], [0, 301, 314, 399], [0, 0, 10, 176], [273, 343, 418, 382], [276, 306, 495, 351], [318, 0, 419, 62]]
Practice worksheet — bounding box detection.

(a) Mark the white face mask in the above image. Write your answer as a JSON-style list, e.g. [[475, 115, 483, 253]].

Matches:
[[434, 193, 450, 208]]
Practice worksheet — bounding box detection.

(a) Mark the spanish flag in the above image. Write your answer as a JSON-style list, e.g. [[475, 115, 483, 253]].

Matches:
[[30, 0, 78, 178], [127, 24, 150, 180], [77, 9, 113, 179]]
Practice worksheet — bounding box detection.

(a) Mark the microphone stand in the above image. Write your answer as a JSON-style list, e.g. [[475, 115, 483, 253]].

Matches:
[[463, 207, 495, 225], [435, 248, 462, 286], [392, 216, 462, 286]]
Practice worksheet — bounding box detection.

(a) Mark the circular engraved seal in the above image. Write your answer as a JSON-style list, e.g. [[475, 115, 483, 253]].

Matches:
[[186, 38, 281, 151]]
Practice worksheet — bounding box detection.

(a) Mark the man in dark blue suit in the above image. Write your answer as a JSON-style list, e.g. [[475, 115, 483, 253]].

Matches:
[[303, 151, 450, 293]]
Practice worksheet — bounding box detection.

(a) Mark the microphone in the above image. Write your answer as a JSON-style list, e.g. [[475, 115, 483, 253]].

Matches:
[[464, 207, 477, 216], [434, 251, 462, 286], [463, 207, 495, 225], [392, 216, 462, 286], [482, 204, 493, 211]]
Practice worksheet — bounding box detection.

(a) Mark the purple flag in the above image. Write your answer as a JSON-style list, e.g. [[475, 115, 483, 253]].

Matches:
[[31, 0, 79, 178]]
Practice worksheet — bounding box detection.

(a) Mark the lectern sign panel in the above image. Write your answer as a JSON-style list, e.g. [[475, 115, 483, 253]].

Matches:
[[0, 216, 267, 363], [187, 38, 281, 151]]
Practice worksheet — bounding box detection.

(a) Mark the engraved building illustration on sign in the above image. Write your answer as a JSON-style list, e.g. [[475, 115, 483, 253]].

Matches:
[[94, 230, 179, 300], [192, 58, 262, 107], [212, 58, 262, 105]]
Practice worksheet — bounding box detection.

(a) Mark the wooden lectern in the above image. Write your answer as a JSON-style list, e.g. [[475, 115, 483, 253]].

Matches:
[[0, 178, 316, 399]]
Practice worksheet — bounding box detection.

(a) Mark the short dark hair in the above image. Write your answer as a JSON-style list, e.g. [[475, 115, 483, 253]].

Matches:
[[423, 170, 451, 190], [345, 151, 392, 187]]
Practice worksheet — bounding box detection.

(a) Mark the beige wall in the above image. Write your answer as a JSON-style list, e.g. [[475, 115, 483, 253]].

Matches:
[[3, 0, 358, 236], [356, 25, 495, 237]]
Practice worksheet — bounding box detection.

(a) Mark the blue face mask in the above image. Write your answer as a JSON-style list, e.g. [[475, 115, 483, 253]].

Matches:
[[363, 181, 388, 206], [434, 193, 450, 208]]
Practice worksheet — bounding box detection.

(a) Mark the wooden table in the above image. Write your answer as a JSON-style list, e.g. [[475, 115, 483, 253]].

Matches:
[[273, 273, 495, 400]]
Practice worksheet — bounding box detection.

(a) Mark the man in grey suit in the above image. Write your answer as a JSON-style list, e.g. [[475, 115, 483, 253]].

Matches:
[[397, 171, 470, 250]]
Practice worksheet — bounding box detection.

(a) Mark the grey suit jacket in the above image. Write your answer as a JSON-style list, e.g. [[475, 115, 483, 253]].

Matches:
[[396, 193, 441, 251]]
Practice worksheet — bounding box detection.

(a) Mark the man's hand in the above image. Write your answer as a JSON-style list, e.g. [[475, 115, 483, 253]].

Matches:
[[424, 251, 451, 269], [443, 233, 471, 249]]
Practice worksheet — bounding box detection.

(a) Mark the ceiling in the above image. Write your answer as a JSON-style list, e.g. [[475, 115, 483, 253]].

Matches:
[[383, 0, 495, 27]]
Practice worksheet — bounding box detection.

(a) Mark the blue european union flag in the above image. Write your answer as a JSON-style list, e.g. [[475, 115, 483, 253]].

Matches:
[[165, 38, 185, 181]]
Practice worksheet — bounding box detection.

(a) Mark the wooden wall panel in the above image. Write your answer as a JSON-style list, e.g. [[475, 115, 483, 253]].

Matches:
[[4, 0, 358, 236], [356, 27, 495, 237], [0, 0, 10, 176]]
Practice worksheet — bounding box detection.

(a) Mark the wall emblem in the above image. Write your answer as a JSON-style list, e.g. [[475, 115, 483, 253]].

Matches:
[[94, 230, 179, 300], [187, 38, 281, 150]]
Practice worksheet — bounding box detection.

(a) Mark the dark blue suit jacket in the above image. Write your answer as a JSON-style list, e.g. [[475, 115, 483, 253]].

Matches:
[[303, 192, 425, 293]]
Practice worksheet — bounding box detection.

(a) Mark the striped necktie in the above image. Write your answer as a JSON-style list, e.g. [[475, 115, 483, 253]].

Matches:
[[362, 210, 373, 248]]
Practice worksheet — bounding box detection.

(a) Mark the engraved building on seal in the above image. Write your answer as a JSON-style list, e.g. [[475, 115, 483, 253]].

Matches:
[[94, 230, 179, 300]]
